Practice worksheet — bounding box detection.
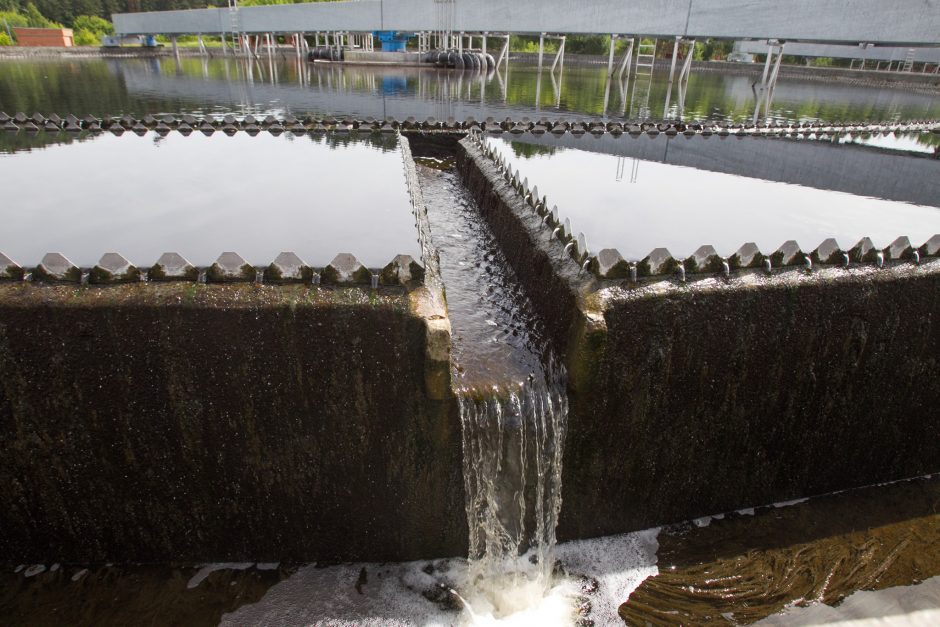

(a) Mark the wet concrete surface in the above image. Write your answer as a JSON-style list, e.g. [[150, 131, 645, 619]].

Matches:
[[622, 474, 940, 625], [0, 563, 291, 626]]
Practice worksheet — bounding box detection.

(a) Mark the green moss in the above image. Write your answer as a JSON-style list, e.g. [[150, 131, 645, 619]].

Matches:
[[352, 266, 372, 285], [32, 264, 80, 283], [659, 257, 681, 276], [320, 265, 340, 285], [886, 245, 913, 261], [409, 261, 426, 284], [240, 264, 257, 281], [380, 262, 399, 286], [590, 256, 631, 280], [89, 265, 140, 285], [265, 263, 283, 282], [2, 265, 24, 281], [88, 266, 113, 284], [811, 248, 844, 266], [205, 264, 225, 283]]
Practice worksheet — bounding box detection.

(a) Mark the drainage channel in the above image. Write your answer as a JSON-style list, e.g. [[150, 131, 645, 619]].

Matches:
[[413, 142, 575, 623]]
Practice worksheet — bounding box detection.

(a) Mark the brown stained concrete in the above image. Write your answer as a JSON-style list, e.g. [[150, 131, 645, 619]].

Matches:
[[622, 474, 940, 625], [457, 137, 940, 542], [0, 563, 291, 627], [0, 282, 465, 563]]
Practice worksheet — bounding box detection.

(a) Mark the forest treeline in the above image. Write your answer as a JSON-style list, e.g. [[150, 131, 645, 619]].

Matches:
[[0, 0, 333, 28]]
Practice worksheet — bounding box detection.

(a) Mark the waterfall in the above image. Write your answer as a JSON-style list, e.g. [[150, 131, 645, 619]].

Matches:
[[456, 357, 569, 618]]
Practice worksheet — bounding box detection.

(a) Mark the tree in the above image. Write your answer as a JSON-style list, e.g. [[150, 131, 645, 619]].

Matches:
[[25, 2, 58, 27]]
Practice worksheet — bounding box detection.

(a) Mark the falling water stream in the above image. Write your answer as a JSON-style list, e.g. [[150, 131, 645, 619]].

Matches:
[[417, 158, 576, 623]]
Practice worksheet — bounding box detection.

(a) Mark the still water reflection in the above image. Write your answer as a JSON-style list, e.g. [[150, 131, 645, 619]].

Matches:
[[490, 134, 940, 260], [1, 56, 938, 124], [0, 132, 421, 268]]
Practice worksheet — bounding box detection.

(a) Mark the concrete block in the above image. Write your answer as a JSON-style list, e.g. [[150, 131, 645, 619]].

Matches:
[[34, 253, 81, 283], [0, 252, 24, 281], [849, 237, 878, 263], [322, 253, 370, 285], [884, 236, 913, 260], [148, 252, 198, 281], [206, 252, 257, 283], [685, 244, 723, 274], [380, 254, 425, 285], [728, 242, 764, 269], [637, 247, 680, 277], [90, 252, 141, 284], [810, 237, 844, 265], [590, 248, 631, 279], [770, 240, 804, 267], [265, 251, 313, 283], [920, 234, 940, 257]]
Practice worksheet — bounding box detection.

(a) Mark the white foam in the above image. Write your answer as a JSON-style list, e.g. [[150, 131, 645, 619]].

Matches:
[[186, 562, 253, 589], [757, 575, 940, 626], [256, 563, 280, 571], [220, 529, 660, 626]]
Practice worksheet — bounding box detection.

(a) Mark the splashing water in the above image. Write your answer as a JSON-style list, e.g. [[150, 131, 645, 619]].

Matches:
[[417, 162, 577, 623], [456, 358, 571, 623]]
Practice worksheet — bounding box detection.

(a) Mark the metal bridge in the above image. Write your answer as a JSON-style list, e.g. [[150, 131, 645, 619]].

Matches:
[[114, 0, 940, 46]]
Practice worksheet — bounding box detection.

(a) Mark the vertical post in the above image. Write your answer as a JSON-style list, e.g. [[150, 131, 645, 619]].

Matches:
[[538, 32, 545, 71], [662, 37, 680, 117], [171, 35, 179, 59], [482, 32, 487, 56], [606, 34, 616, 76], [603, 35, 616, 116]]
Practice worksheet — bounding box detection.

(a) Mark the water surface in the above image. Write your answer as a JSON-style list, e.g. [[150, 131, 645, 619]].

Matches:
[[0, 132, 420, 268], [1, 57, 938, 124], [490, 133, 940, 260]]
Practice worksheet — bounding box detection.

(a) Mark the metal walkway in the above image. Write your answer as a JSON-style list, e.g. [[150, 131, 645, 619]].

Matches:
[[114, 0, 940, 46]]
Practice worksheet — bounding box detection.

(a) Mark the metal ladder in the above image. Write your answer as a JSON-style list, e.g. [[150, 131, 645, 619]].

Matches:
[[228, 0, 241, 54], [629, 38, 656, 119], [902, 48, 915, 72]]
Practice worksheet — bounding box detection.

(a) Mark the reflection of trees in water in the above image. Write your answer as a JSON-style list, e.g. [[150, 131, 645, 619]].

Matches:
[[509, 141, 560, 159], [2, 57, 938, 124], [0, 130, 99, 154]]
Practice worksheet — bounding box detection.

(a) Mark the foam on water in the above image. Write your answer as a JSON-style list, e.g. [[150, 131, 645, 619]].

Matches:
[[219, 530, 660, 626]]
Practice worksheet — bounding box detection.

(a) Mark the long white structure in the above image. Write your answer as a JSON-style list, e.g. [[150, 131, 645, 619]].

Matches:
[[113, 0, 940, 46], [736, 40, 940, 63]]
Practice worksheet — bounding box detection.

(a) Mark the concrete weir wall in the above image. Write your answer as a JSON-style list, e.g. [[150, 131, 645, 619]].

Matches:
[[456, 137, 940, 539], [0, 274, 465, 558]]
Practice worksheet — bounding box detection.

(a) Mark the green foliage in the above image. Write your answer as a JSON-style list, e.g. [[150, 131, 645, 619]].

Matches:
[[0, 10, 28, 28], [73, 27, 98, 44], [0, 31, 11, 44], [72, 14, 111, 34], [566, 35, 609, 55], [24, 2, 58, 27], [812, 56, 834, 67]]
